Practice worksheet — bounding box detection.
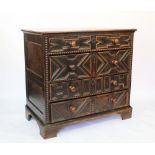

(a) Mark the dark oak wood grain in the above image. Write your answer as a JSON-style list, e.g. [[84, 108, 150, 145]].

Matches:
[[22, 29, 136, 139]]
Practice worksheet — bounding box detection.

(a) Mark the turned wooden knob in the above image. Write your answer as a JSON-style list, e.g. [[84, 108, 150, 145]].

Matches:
[[114, 38, 119, 44], [69, 85, 76, 93], [69, 64, 76, 70], [112, 38, 119, 44], [69, 106, 76, 112], [70, 40, 76, 47], [111, 60, 118, 65], [120, 83, 125, 88], [111, 80, 118, 86], [111, 98, 117, 104]]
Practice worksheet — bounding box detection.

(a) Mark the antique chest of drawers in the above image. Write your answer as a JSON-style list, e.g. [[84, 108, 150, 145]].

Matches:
[[22, 29, 136, 139]]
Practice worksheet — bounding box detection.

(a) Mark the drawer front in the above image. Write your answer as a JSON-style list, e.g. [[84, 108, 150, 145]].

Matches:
[[49, 73, 129, 102], [49, 53, 92, 81], [49, 80, 83, 101], [50, 90, 128, 123], [91, 73, 129, 94], [51, 97, 92, 123], [93, 90, 128, 114], [49, 35, 91, 52], [49, 79, 92, 102], [49, 49, 131, 82], [95, 49, 131, 76], [96, 34, 131, 50], [48, 33, 131, 54], [103, 73, 129, 92]]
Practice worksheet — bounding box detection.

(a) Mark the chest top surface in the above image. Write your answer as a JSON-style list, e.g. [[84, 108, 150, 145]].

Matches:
[[22, 28, 137, 34]]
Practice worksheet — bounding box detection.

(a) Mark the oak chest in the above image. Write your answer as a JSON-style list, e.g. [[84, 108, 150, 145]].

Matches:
[[22, 29, 136, 139]]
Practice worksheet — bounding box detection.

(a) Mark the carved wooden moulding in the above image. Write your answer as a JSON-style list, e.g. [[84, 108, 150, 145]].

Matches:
[[22, 29, 136, 139]]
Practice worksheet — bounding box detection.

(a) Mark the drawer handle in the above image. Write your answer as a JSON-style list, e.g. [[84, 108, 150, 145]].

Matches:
[[120, 83, 125, 88], [111, 80, 118, 86], [69, 64, 76, 70], [111, 98, 117, 104], [69, 85, 76, 93], [70, 40, 76, 47], [114, 38, 119, 44], [111, 60, 118, 65], [56, 92, 64, 96], [112, 38, 119, 44], [69, 106, 76, 112]]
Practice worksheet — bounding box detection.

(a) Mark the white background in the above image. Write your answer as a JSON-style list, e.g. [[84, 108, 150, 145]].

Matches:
[[0, 0, 155, 143]]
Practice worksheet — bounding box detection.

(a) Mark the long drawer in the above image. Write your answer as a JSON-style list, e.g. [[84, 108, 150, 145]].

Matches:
[[48, 32, 132, 53], [49, 49, 131, 82], [49, 73, 129, 102], [50, 90, 129, 123]]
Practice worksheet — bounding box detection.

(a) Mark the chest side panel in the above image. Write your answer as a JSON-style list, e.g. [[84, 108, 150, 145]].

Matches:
[[24, 33, 46, 123]]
